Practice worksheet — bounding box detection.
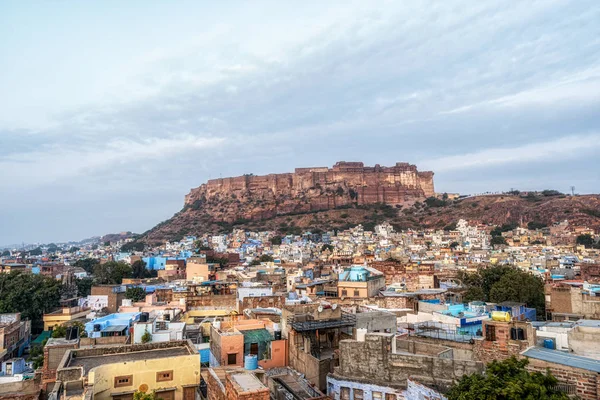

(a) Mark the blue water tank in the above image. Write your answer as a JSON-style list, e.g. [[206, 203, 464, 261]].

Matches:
[[244, 354, 258, 370], [543, 339, 555, 349]]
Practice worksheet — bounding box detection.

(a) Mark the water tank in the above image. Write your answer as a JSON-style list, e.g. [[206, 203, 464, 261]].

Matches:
[[288, 292, 298, 300], [544, 339, 555, 349], [214, 320, 221, 330], [510, 327, 517, 340], [122, 299, 133, 307], [356, 328, 367, 342], [491, 311, 511, 322], [93, 324, 101, 332], [244, 354, 258, 370], [140, 312, 149, 322], [164, 313, 170, 321]]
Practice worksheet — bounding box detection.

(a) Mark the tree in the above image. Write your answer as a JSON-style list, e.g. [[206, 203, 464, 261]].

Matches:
[[0, 271, 62, 324], [93, 261, 132, 284], [270, 236, 283, 245], [28, 338, 47, 369], [491, 236, 508, 246], [527, 221, 547, 230], [444, 222, 457, 231], [259, 254, 274, 263], [321, 244, 334, 252], [449, 241, 460, 249], [51, 325, 67, 338], [76, 277, 94, 297], [121, 241, 145, 253], [132, 260, 151, 279], [73, 258, 100, 274], [29, 247, 43, 256], [141, 328, 152, 344], [576, 234, 595, 248], [447, 356, 568, 400], [133, 390, 162, 400], [1, 250, 10, 257], [69, 246, 80, 253], [125, 287, 147, 302], [458, 266, 545, 319]]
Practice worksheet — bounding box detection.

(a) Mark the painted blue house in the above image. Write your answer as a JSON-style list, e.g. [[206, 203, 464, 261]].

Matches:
[[85, 312, 141, 338]]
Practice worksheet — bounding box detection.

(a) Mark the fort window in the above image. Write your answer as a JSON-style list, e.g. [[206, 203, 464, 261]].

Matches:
[[342, 290, 348, 296], [353, 290, 360, 297], [156, 370, 173, 382], [114, 375, 132, 388], [354, 388, 364, 400]]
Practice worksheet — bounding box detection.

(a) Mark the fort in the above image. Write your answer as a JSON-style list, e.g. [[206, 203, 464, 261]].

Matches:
[[184, 162, 434, 218]]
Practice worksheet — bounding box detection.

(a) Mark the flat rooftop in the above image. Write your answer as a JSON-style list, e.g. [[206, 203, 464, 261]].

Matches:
[[230, 373, 265, 392], [67, 347, 190, 373], [523, 347, 600, 373]]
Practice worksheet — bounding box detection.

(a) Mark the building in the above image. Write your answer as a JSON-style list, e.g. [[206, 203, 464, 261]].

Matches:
[[337, 266, 385, 298], [186, 260, 216, 283], [84, 312, 141, 339], [328, 333, 482, 399], [0, 314, 30, 362], [132, 310, 185, 344], [88, 285, 127, 313], [0, 264, 27, 274], [209, 319, 287, 369], [283, 302, 356, 391], [42, 306, 89, 331], [204, 368, 270, 400], [49, 340, 200, 400]]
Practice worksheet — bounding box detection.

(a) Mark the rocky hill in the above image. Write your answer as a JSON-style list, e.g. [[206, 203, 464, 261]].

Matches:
[[140, 163, 600, 243]]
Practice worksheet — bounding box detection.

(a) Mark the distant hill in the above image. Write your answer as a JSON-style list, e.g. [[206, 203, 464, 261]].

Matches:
[[101, 231, 137, 244], [140, 170, 600, 244]]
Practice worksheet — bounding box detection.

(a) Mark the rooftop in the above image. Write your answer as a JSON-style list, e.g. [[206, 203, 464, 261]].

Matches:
[[230, 373, 266, 392], [67, 346, 191, 374], [522, 347, 600, 373]]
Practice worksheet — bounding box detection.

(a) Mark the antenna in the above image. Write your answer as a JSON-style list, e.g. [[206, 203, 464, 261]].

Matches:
[[570, 186, 575, 196]]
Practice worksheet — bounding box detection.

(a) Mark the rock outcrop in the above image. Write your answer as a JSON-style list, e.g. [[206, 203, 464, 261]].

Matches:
[[184, 161, 434, 222]]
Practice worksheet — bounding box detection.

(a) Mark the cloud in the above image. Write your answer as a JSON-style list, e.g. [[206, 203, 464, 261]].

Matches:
[[1, 0, 599, 243], [420, 133, 600, 172]]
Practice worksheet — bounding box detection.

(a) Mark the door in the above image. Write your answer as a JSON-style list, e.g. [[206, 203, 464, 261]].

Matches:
[[156, 390, 175, 400]]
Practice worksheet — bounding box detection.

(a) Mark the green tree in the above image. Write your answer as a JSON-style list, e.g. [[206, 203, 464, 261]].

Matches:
[[491, 236, 508, 246], [1, 250, 11, 257], [73, 258, 100, 274], [141, 328, 152, 344], [29, 247, 42, 256], [28, 338, 47, 369], [576, 234, 595, 248], [444, 222, 457, 231], [259, 254, 274, 262], [270, 236, 283, 245], [121, 241, 145, 253], [51, 325, 67, 338], [447, 356, 568, 400], [125, 287, 147, 302], [449, 241, 460, 249], [133, 390, 162, 400], [321, 244, 334, 252], [0, 271, 62, 323], [69, 246, 80, 253], [93, 261, 132, 284], [458, 266, 545, 319], [132, 260, 151, 279], [76, 277, 94, 297]]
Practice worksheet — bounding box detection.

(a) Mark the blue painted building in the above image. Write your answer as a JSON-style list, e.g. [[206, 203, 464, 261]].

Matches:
[[85, 312, 141, 338]]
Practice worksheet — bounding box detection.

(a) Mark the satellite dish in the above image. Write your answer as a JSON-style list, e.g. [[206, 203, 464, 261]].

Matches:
[[318, 305, 324, 313], [139, 384, 149, 393], [332, 303, 338, 310]]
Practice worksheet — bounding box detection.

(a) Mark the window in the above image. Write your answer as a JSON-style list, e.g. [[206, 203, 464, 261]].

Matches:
[[385, 395, 397, 400], [353, 290, 360, 297], [156, 370, 173, 382], [341, 387, 350, 400], [228, 353, 237, 365], [183, 386, 197, 400], [354, 389, 364, 400], [114, 375, 132, 388], [342, 290, 348, 296], [373, 392, 382, 400], [486, 325, 496, 341]]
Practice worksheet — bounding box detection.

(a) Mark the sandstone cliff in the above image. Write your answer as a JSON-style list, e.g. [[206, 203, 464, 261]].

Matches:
[[183, 161, 434, 222]]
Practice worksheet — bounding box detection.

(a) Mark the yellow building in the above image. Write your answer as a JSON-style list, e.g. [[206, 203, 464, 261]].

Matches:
[[42, 306, 90, 330], [52, 340, 200, 400]]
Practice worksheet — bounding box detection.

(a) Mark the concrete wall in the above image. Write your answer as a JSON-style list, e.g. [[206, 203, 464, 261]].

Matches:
[[89, 353, 200, 400], [568, 326, 600, 359], [355, 311, 396, 333], [336, 333, 482, 390]]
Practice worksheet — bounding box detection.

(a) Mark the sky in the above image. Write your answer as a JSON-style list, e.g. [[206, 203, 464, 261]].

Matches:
[[1, 0, 599, 245]]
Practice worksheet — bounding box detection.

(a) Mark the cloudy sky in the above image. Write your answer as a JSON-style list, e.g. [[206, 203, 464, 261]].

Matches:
[[1, 1, 599, 245]]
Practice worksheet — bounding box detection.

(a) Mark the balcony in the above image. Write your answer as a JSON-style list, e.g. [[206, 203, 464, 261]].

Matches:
[[287, 312, 356, 332]]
